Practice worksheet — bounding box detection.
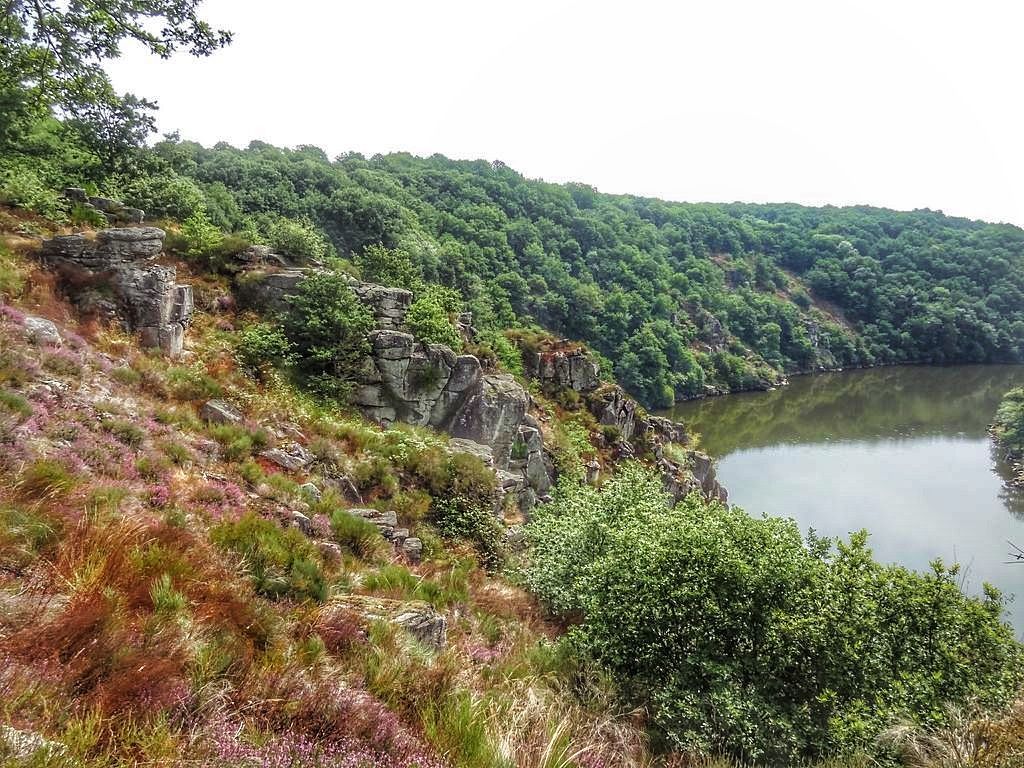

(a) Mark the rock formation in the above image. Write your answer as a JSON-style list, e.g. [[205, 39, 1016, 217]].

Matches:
[[40, 227, 193, 356]]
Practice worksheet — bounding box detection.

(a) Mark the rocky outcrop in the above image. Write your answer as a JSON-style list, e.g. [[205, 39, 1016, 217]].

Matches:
[[330, 595, 446, 650], [63, 188, 144, 225], [525, 344, 600, 392], [351, 282, 412, 330], [235, 267, 412, 331], [40, 227, 193, 356]]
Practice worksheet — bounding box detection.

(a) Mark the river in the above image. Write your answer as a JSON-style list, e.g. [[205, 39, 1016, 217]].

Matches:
[[663, 365, 1024, 633]]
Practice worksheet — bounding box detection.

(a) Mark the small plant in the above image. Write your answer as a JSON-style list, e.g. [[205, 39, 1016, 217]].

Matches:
[[211, 513, 327, 602], [16, 458, 78, 500], [180, 209, 224, 261], [100, 418, 146, 448], [235, 322, 294, 379], [330, 509, 385, 559], [0, 389, 31, 418]]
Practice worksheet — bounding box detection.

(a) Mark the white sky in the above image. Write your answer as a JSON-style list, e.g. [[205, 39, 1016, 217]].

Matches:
[[106, 0, 1024, 226]]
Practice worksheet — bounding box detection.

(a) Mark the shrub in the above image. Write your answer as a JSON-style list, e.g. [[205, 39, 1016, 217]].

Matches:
[[282, 271, 374, 397], [121, 170, 206, 221], [0, 166, 65, 220], [430, 494, 502, 569], [180, 209, 224, 261], [406, 285, 462, 351], [266, 216, 329, 261], [100, 418, 146, 448], [330, 509, 385, 559], [235, 322, 294, 378], [0, 242, 29, 299], [355, 243, 420, 289], [476, 329, 523, 376], [208, 423, 270, 462], [211, 513, 327, 602], [526, 463, 1023, 762], [0, 389, 31, 418]]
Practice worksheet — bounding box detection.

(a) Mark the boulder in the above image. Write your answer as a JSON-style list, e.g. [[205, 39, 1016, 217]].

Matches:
[[351, 282, 413, 329], [526, 345, 600, 392], [260, 442, 314, 471], [402, 536, 423, 563], [23, 316, 62, 346], [299, 482, 322, 501], [235, 268, 310, 311], [447, 373, 528, 469], [94, 227, 165, 261], [330, 595, 445, 650], [200, 399, 243, 425]]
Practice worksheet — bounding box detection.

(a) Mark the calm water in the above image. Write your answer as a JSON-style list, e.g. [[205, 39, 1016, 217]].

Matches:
[[664, 365, 1024, 632]]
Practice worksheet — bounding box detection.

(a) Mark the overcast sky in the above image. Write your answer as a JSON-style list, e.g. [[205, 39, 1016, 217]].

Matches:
[[106, 0, 1024, 226]]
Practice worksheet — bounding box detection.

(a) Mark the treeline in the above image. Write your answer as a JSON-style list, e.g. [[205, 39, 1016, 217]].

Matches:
[[116, 142, 1024, 407]]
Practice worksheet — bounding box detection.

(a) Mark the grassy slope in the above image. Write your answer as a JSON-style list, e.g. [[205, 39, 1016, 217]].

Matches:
[[0, 223, 653, 768]]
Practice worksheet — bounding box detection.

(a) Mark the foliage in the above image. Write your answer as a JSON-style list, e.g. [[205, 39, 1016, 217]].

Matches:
[[356, 243, 421, 289], [993, 387, 1024, 457], [281, 271, 374, 397], [526, 463, 1022, 763], [1, 1, 230, 174], [211, 513, 326, 601], [266, 216, 330, 261], [235, 322, 295, 378], [330, 509, 385, 559], [0, 166, 66, 219], [179, 209, 224, 261], [430, 494, 503, 568], [406, 285, 463, 350]]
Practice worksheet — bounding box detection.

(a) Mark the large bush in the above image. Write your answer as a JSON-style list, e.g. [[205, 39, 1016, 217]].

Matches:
[[526, 464, 1022, 763], [281, 271, 374, 397], [406, 285, 463, 351]]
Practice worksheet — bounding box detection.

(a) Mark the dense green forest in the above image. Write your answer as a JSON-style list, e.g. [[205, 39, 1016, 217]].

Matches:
[[77, 142, 1024, 406]]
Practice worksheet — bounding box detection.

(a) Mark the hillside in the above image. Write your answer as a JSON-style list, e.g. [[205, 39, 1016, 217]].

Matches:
[[1, 201, 1022, 767], [121, 140, 1024, 408]]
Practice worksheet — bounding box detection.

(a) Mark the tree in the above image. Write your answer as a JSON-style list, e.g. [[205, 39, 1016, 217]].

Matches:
[[526, 464, 1021, 763], [405, 285, 462, 351], [281, 272, 373, 398], [994, 387, 1024, 457], [1, 0, 230, 167]]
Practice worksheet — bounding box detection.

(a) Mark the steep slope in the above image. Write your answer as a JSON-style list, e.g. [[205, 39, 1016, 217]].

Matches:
[[129, 141, 1024, 408]]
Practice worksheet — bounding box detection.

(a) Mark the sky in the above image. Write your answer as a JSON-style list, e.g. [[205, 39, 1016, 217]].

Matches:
[[106, 0, 1024, 226]]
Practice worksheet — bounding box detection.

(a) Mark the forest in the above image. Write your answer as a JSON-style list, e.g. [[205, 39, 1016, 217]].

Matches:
[[5, 123, 1024, 407]]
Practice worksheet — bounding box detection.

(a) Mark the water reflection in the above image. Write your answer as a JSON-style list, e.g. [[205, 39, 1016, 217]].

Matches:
[[665, 365, 1024, 456], [665, 365, 1024, 631]]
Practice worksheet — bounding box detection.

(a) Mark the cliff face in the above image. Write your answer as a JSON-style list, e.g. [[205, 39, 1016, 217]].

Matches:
[[235, 266, 727, 510], [41, 226, 193, 357]]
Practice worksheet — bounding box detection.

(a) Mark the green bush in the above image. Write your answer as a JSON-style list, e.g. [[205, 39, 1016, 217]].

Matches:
[[430, 494, 502, 568], [100, 418, 146, 447], [355, 243, 421, 289], [330, 509, 385, 558], [121, 170, 206, 221], [282, 271, 374, 397], [180, 209, 224, 261], [526, 463, 1022, 762], [207, 423, 270, 462], [235, 323, 295, 378], [266, 216, 329, 261], [406, 285, 463, 350], [993, 387, 1024, 457], [0, 166, 65, 220], [211, 513, 327, 602]]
